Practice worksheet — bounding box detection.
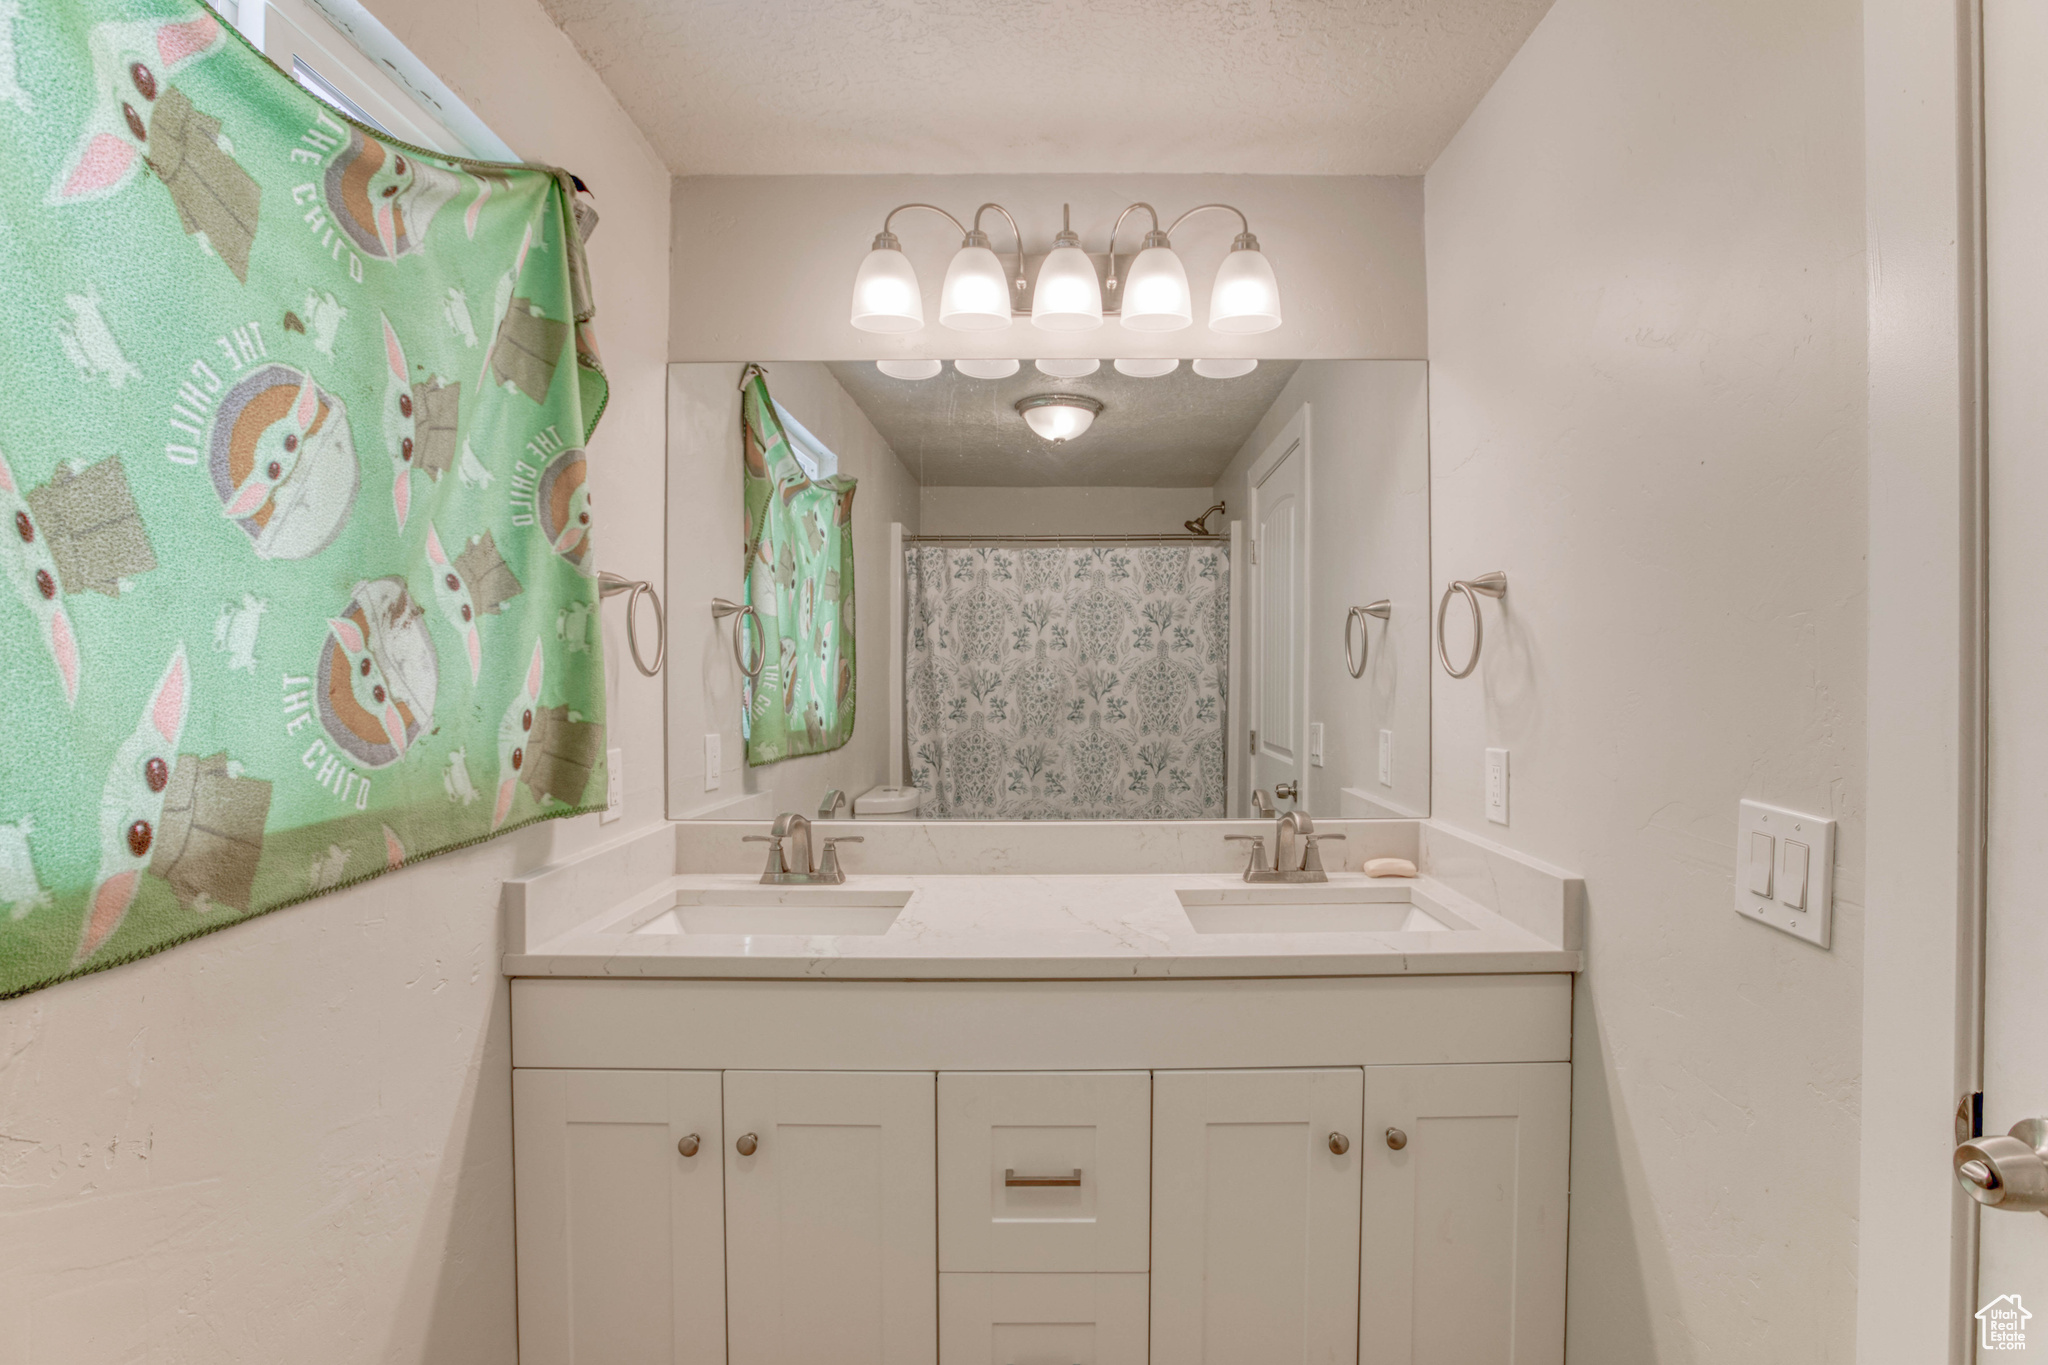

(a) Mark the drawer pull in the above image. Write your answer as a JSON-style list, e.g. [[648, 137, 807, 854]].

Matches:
[[1004, 1168, 1083, 1188], [1328, 1132, 1350, 1155], [1385, 1127, 1408, 1151], [677, 1134, 700, 1158], [736, 1132, 759, 1156]]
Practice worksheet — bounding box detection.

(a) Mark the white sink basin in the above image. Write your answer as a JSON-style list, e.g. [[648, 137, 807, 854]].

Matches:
[[1176, 886, 1461, 935], [631, 888, 912, 937]]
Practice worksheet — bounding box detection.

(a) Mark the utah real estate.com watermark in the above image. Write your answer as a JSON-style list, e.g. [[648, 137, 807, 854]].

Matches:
[[1980, 1295, 2032, 1352]]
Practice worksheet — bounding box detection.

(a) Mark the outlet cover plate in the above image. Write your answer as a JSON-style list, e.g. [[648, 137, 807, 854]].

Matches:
[[1484, 748, 1509, 825], [1736, 799, 1834, 949], [600, 748, 623, 823]]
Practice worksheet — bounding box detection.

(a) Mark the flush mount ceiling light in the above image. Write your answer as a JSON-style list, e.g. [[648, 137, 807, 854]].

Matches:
[[1016, 393, 1103, 444], [953, 358, 1021, 379], [876, 358, 943, 380], [1192, 357, 1259, 379], [849, 201, 1281, 338], [1113, 357, 1180, 378], [1035, 357, 1100, 379]]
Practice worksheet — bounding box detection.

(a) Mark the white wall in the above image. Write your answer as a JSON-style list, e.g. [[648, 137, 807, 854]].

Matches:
[[1423, 0, 1866, 1360], [917, 486, 1213, 538], [669, 174, 1427, 363], [1213, 362, 1432, 820], [666, 363, 921, 819], [0, 6, 672, 1361]]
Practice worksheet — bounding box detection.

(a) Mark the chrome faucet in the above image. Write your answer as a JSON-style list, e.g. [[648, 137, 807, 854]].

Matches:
[[745, 812, 863, 885], [1226, 810, 1345, 883], [818, 789, 846, 819]]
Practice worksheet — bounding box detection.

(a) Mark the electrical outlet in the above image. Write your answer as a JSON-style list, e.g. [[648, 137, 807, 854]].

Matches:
[[1378, 729, 1392, 787], [1736, 799, 1835, 948], [1309, 722, 1325, 767], [704, 733, 721, 791], [1484, 748, 1509, 825], [600, 747, 623, 824]]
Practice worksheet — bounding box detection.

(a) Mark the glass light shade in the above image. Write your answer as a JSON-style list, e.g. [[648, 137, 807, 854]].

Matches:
[[1192, 357, 1258, 379], [876, 358, 942, 380], [1207, 247, 1282, 334], [1019, 400, 1099, 443], [953, 357, 1021, 379], [1113, 357, 1180, 378], [1031, 245, 1104, 331], [851, 246, 924, 332], [1035, 357, 1100, 379], [1119, 246, 1193, 331], [939, 245, 1014, 330]]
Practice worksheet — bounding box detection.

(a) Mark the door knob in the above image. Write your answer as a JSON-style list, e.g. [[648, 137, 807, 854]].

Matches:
[[1275, 780, 1299, 802], [1385, 1127, 1408, 1151], [1956, 1118, 2048, 1214], [677, 1134, 700, 1158], [735, 1132, 759, 1156], [1328, 1132, 1350, 1155]]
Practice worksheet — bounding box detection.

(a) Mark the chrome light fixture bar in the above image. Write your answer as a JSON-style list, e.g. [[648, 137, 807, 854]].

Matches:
[[850, 202, 1281, 336]]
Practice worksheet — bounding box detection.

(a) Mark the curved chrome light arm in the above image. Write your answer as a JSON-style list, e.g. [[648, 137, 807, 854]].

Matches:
[[874, 202, 971, 249], [1105, 202, 1163, 288], [1164, 202, 1257, 249], [970, 202, 1029, 296]]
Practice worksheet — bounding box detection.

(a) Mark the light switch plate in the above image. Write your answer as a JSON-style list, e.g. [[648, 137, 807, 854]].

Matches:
[[704, 733, 721, 791], [1736, 799, 1834, 948], [1378, 729, 1392, 787], [600, 747, 623, 824], [1309, 722, 1325, 767], [1484, 748, 1509, 825]]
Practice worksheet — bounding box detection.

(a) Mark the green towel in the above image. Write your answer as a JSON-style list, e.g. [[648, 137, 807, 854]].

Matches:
[[0, 0, 609, 998], [740, 368, 856, 765]]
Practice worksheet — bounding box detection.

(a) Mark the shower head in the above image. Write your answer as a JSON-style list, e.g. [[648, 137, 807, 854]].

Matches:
[[1184, 501, 1226, 536]]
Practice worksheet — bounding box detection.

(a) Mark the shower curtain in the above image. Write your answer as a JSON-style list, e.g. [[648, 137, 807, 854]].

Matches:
[[905, 543, 1229, 819]]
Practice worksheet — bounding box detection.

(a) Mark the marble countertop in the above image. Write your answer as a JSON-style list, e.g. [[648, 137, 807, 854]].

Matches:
[[502, 868, 1581, 981]]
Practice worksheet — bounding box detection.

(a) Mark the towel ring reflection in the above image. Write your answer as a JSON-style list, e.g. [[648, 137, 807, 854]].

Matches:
[[711, 597, 764, 680], [1345, 600, 1392, 678], [1436, 572, 1508, 679], [598, 571, 666, 677]]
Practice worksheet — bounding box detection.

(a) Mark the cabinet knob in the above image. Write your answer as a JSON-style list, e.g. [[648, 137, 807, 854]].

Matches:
[[677, 1134, 700, 1158], [736, 1132, 759, 1156], [1385, 1127, 1408, 1151], [1328, 1132, 1350, 1155]]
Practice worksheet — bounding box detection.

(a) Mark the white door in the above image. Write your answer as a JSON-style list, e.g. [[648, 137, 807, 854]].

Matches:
[[723, 1070, 938, 1365], [511, 1069, 727, 1365], [1975, 0, 2048, 1330], [1152, 1067, 1363, 1365], [1358, 1063, 1571, 1365], [1250, 409, 1310, 812]]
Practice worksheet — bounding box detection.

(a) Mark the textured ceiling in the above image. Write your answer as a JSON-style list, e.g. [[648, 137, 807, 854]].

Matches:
[[825, 360, 1301, 487], [537, 0, 1555, 175]]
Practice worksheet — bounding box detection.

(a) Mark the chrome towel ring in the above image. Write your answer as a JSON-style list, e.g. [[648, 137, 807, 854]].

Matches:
[[711, 597, 765, 680], [1344, 600, 1391, 678], [597, 571, 666, 677], [1436, 572, 1508, 679]]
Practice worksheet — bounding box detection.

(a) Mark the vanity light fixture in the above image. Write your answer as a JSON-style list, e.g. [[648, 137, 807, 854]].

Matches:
[[1113, 357, 1180, 378], [876, 358, 942, 380], [1192, 357, 1259, 379], [1035, 357, 1101, 379], [1016, 393, 1103, 443], [850, 201, 1281, 336], [953, 358, 1020, 379]]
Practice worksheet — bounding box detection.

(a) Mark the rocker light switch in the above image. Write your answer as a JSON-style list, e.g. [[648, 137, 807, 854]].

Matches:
[[1736, 799, 1834, 949], [1746, 832, 1774, 897]]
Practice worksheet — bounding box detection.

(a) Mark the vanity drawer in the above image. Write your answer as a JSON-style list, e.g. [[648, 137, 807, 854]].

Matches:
[[939, 1273, 1149, 1365], [938, 1071, 1151, 1272]]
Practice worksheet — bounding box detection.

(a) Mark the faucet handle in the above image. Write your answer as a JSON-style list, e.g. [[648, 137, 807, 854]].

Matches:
[[817, 836, 863, 884], [1302, 832, 1345, 874], [1225, 834, 1270, 877], [742, 833, 785, 879]]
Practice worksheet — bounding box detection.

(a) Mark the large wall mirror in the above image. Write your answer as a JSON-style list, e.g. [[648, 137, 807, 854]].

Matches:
[[666, 359, 1429, 821]]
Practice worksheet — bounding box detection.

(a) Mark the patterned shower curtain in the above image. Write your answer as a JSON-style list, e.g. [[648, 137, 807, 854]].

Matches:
[[905, 543, 1229, 819]]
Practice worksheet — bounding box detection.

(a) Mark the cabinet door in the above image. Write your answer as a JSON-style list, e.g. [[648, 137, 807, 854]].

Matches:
[[724, 1070, 938, 1365], [1153, 1068, 1364, 1365], [1359, 1062, 1571, 1364], [512, 1068, 725, 1365]]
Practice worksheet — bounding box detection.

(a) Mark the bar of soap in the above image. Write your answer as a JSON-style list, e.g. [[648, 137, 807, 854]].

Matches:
[[1364, 857, 1418, 879]]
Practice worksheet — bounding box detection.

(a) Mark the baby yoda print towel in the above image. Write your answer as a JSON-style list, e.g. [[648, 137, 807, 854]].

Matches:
[[0, 0, 609, 998]]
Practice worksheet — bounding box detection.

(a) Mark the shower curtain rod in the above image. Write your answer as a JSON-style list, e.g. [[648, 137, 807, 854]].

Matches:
[[905, 534, 1228, 544]]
